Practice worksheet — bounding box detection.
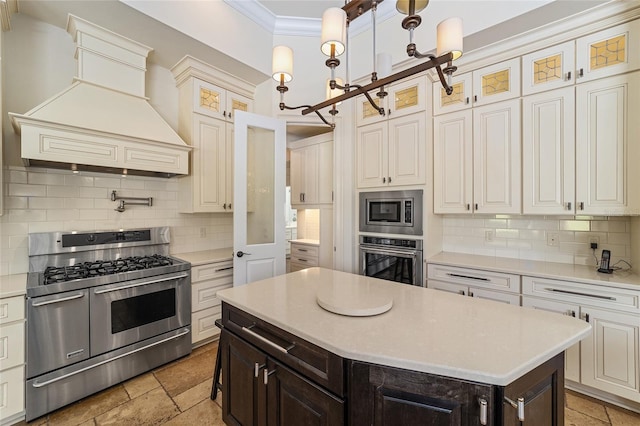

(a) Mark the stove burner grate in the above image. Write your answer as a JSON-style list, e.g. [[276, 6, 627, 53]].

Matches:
[[43, 255, 174, 284]]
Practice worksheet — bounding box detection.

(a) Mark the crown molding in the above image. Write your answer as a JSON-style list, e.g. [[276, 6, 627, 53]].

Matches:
[[225, 0, 398, 38]]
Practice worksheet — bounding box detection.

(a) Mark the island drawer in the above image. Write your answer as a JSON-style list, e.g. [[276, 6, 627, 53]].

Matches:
[[427, 264, 521, 293], [522, 276, 640, 312], [222, 303, 344, 398]]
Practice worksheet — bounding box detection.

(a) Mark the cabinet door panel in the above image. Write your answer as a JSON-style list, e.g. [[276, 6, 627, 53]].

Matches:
[[317, 141, 333, 204], [389, 76, 426, 118], [303, 144, 319, 204], [471, 288, 520, 305], [388, 113, 425, 186], [522, 41, 575, 95], [473, 99, 521, 214], [576, 72, 640, 215], [433, 72, 472, 115], [522, 87, 575, 214], [472, 58, 520, 106], [267, 360, 344, 426], [191, 115, 227, 212], [290, 148, 305, 205], [357, 122, 387, 188], [426, 280, 467, 296], [433, 110, 473, 214], [580, 307, 640, 402], [193, 79, 227, 120], [221, 330, 268, 426]]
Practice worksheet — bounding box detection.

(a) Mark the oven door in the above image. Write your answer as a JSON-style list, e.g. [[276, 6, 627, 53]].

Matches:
[[90, 271, 191, 356], [360, 245, 423, 286]]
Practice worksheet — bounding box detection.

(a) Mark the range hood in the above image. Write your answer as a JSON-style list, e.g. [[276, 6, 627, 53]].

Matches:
[[9, 15, 191, 178]]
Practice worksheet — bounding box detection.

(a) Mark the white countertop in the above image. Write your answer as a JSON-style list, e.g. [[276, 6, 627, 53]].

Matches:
[[290, 239, 319, 246], [0, 274, 27, 298], [427, 252, 640, 290], [171, 248, 233, 266], [217, 267, 591, 386]]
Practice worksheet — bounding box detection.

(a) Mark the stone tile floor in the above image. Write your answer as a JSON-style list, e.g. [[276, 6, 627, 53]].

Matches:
[[19, 340, 640, 425]]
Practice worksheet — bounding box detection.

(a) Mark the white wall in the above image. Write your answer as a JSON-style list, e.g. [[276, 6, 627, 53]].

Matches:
[[442, 215, 632, 266]]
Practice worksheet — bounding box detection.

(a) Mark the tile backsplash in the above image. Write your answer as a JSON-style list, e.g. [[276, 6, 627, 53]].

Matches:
[[0, 166, 233, 275], [442, 215, 632, 267]]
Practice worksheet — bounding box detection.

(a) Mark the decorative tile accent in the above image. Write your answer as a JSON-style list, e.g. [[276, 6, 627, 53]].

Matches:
[[199, 87, 221, 112], [441, 82, 465, 107], [534, 54, 562, 85], [394, 85, 418, 110], [590, 34, 626, 70], [482, 69, 510, 96]]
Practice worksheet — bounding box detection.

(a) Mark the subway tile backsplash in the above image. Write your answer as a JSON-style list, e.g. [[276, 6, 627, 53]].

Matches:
[[442, 214, 632, 267], [0, 166, 233, 276]]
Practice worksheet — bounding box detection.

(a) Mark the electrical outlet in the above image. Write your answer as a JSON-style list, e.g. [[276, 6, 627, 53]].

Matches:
[[547, 232, 559, 247], [200, 227, 207, 238], [589, 237, 599, 249], [485, 230, 494, 242]]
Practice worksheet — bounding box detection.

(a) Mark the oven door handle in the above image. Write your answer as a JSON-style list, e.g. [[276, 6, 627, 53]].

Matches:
[[31, 328, 191, 388], [93, 273, 189, 294], [360, 246, 419, 258], [31, 292, 85, 307]]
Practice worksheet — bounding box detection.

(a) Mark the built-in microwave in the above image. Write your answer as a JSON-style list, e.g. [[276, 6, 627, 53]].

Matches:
[[359, 190, 423, 235]]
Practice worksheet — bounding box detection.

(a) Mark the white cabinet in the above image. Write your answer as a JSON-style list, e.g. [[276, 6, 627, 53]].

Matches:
[[289, 242, 319, 272], [191, 260, 233, 345], [0, 296, 25, 423], [433, 58, 520, 115], [426, 264, 521, 305], [290, 134, 333, 207], [522, 276, 640, 403], [522, 41, 575, 95], [172, 56, 254, 213], [433, 99, 521, 214], [357, 112, 426, 188], [575, 20, 640, 83], [575, 72, 640, 215], [522, 86, 576, 214], [356, 76, 426, 126]]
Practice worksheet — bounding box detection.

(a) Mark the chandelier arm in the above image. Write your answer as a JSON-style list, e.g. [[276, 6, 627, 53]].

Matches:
[[281, 104, 334, 128], [351, 84, 386, 116], [302, 52, 453, 116]]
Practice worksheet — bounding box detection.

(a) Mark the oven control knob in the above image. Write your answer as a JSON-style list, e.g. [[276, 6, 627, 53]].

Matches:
[[86, 234, 96, 243]]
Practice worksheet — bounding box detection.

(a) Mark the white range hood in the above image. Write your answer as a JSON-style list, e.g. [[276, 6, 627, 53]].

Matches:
[[9, 14, 191, 177]]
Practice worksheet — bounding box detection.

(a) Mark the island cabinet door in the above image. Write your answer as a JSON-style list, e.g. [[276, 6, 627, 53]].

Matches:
[[349, 361, 495, 425], [499, 352, 564, 426], [220, 330, 268, 426], [265, 358, 344, 426]]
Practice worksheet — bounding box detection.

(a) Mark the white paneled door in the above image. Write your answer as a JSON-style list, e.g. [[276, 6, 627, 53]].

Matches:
[[233, 111, 286, 286]]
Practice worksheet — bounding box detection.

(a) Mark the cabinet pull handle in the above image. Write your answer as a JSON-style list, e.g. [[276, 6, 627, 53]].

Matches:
[[566, 71, 572, 81], [578, 68, 584, 78], [229, 203, 232, 209], [504, 396, 525, 421], [388, 177, 392, 183], [459, 290, 466, 296], [566, 202, 572, 210], [466, 203, 470, 211], [242, 325, 294, 354], [578, 201, 584, 210], [475, 203, 478, 210], [474, 95, 478, 102], [382, 177, 386, 183], [545, 287, 616, 300], [223, 203, 227, 210], [584, 313, 590, 323], [469, 291, 474, 297], [478, 398, 488, 425], [447, 273, 490, 282], [300, 193, 304, 202], [254, 362, 265, 378], [298, 249, 308, 252], [570, 310, 576, 317], [263, 368, 276, 385], [388, 109, 391, 116], [297, 259, 308, 262], [214, 266, 234, 272], [465, 97, 470, 105]]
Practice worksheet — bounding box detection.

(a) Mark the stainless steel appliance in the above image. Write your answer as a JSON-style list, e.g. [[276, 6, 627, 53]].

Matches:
[[25, 227, 191, 421], [359, 190, 423, 235], [359, 236, 423, 286]]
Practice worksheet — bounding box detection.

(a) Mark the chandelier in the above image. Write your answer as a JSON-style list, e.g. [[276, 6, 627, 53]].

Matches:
[[271, 0, 463, 127]]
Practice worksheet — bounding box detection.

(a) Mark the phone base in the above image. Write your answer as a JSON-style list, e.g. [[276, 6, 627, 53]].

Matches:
[[597, 268, 613, 274]]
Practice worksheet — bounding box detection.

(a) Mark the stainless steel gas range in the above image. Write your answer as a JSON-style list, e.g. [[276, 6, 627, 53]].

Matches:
[[25, 227, 191, 421]]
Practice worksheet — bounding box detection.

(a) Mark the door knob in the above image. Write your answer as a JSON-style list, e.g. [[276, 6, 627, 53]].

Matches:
[[236, 251, 252, 258]]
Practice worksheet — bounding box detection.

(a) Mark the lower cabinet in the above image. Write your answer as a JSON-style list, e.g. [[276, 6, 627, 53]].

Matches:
[[191, 259, 233, 344], [221, 303, 565, 426], [522, 276, 640, 404], [289, 242, 319, 272], [0, 295, 26, 424]]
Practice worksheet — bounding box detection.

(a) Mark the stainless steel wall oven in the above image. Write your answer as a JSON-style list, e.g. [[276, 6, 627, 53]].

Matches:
[[359, 236, 424, 286], [25, 228, 191, 421]]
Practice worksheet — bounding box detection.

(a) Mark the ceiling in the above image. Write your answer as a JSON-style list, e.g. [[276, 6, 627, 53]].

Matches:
[[257, 0, 345, 19]]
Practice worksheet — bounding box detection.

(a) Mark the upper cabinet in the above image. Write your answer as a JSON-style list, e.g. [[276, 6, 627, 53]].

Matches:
[[433, 58, 520, 115], [522, 41, 575, 95], [356, 76, 426, 126], [576, 20, 640, 83], [289, 133, 333, 208], [171, 56, 254, 213], [356, 76, 426, 189]]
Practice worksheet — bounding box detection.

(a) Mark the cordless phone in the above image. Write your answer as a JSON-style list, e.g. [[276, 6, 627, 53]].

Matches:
[[597, 249, 612, 274]]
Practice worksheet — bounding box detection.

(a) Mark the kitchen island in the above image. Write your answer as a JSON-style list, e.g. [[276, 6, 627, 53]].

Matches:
[[216, 267, 591, 425]]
